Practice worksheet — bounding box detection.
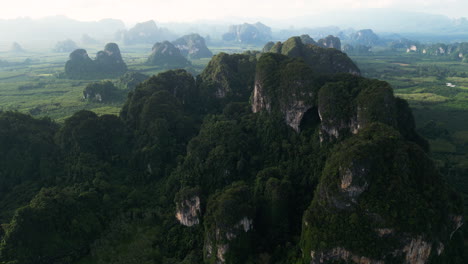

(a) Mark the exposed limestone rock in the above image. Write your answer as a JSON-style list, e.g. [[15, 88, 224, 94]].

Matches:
[[284, 100, 312, 132], [340, 164, 369, 201], [310, 247, 384, 264], [175, 196, 201, 227], [349, 29, 380, 46], [317, 35, 341, 50], [450, 215, 463, 239], [375, 228, 394, 237], [403, 237, 432, 264], [222, 22, 272, 44], [172, 33, 213, 59]]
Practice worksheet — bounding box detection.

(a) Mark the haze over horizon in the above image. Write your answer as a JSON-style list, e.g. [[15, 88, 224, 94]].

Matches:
[[2, 0, 467, 26]]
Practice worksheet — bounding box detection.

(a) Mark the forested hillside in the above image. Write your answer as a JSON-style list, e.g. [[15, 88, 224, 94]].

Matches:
[[0, 37, 465, 264]]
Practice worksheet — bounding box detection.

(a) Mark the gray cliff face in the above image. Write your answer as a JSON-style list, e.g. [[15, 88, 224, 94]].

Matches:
[[204, 216, 253, 263], [310, 247, 384, 264], [172, 34, 213, 59], [317, 35, 341, 51], [252, 75, 315, 132], [175, 196, 201, 227], [309, 236, 434, 264]]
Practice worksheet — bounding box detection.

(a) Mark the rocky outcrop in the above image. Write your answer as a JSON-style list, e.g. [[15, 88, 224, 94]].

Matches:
[[222, 22, 272, 44], [267, 36, 360, 76], [82, 81, 119, 102], [203, 183, 254, 264], [301, 123, 464, 264], [310, 247, 384, 264], [65, 43, 127, 79], [402, 237, 432, 264], [147, 41, 190, 68], [198, 52, 256, 105], [310, 236, 433, 264], [349, 29, 380, 46], [95, 43, 127, 75], [205, 216, 253, 263], [300, 34, 317, 45], [172, 34, 213, 59], [317, 35, 341, 50], [175, 196, 201, 227]]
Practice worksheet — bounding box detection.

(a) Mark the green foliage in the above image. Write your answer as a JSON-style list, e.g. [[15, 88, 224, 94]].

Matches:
[[198, 52, 257, 112], [1, 187, 104, 264], [65, 43, 127, 80], [301, 123, 462, 261], [268, 36, 360, 75], [0, 45, 464, 264], [147, 41, 191, 68], [83, 81, 122, 102], [116, 71, 149, 91], [172, 34, 213, 59], [0, 112, 59, 194]]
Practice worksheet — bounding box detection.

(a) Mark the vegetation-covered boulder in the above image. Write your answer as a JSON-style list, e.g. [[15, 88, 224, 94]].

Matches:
[[64, 43, 127, 79], [53, 39, 79, 53], [172, 33, 213, 59], [82, 81, 120, 102], [222, 22, 272, 44], [116, 71, 149, 91], [95, 42, 127, 75], [147, 41, 191, 68]]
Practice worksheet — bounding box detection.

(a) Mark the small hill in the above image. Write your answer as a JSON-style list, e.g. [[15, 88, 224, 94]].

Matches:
[[64, 43, 127, 79], [147, 41, 191, 68]]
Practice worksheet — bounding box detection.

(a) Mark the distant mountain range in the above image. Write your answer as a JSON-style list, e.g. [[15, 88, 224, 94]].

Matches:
[[1, 9, 468, 49]]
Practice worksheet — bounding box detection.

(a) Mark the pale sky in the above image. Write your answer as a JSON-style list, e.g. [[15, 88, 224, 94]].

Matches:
[[1, 0, 466, 24]]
